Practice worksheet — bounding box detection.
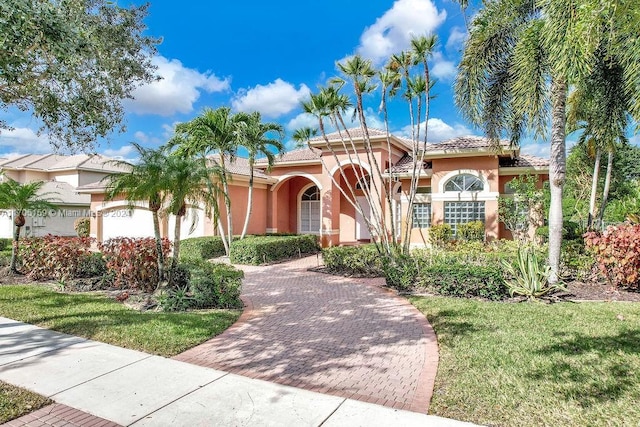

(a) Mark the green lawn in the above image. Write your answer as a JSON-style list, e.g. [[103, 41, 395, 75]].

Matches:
[[410, 296, 640, 427], [0, 381, 51, 424], [0, 285, 241, 357]]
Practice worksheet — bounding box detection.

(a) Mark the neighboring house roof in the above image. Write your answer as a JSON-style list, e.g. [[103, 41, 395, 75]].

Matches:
[[40, 181, 90, 206], [0, 153, 128, 174]]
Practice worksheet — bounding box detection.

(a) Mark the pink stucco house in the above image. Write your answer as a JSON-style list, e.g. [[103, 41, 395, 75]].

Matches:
[[80, 128, 549, 247]]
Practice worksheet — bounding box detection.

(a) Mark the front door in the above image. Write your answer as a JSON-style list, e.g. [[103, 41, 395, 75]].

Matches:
[[355, 196, 371, 240]]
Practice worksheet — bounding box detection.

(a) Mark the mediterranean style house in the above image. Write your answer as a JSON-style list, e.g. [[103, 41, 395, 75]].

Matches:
[[0, 154, 127, 239], [78, 128, 549, 247]]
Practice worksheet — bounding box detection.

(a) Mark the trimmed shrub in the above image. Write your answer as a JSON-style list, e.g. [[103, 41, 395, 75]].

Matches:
[[584, 224, 640, 289], [458, 221, 485, 242], [429, 224, 452, 247], [161, 260, 244, 311], [418, 262, 508, 300], [322, 245, 383, 277], [382, 254, 419, 291], [99, 237, 171, 292], [230, 234, 319, 265], [179, 236, 227, 262], [74, 217, 90, 237], [19, 236, 94, 280]]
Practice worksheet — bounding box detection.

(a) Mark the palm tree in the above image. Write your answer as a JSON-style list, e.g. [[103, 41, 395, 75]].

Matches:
[[172, 107, 240, 254], [455, 0, 640, 283], [235, 112, 284, 239], [163, 149, 212, 266], [0, 177, 58, 273], [104, 143, 170, 281]]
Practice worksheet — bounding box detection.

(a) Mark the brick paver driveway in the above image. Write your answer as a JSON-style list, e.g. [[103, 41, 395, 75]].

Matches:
[[175, 256, 439, 413]]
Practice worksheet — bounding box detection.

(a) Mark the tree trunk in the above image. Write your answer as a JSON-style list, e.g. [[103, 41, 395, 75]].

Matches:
[[10, 222, 22, 274], [172, 213, 182, 267], [587, 147, 601, 229], [240, 169, 254, 239], [548, 78, 567, 285], [151, 207, 165, 282], [597, 149, 614, 227]]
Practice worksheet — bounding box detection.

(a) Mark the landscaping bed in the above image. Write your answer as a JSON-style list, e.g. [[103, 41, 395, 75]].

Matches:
[[0, 381, 51, 424]]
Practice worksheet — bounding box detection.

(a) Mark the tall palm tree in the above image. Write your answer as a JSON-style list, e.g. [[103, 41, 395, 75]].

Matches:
[[104, 143, 170, 281], [235, 112, 284, 239], [172, 107, 240, 254], [163, 149, 212, 266], [455, 0, 640, 283], [0, 177, 58, 273]]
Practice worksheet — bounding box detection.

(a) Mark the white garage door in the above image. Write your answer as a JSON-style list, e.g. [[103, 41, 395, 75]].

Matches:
[[102, 208, 154, 241], [168, 208, 206, 241]]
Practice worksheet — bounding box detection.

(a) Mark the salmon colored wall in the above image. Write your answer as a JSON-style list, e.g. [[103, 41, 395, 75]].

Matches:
[[218, 184, 268, 236]]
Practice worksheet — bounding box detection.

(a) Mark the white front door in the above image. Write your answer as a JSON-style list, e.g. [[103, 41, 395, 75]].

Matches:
[[355, 196, 371, 240]]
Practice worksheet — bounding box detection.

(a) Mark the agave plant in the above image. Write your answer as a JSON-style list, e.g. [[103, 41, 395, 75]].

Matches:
[[502, 245, 563, 299]]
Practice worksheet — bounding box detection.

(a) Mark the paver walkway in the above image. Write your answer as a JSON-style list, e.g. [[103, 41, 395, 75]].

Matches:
[[175, 256, 439, 413]]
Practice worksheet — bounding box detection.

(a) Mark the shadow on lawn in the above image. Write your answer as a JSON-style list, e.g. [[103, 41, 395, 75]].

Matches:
[[530, 329, 640, 407]]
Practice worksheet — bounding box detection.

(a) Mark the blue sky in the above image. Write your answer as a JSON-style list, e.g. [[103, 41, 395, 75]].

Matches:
[[0, 0, 564, 160]]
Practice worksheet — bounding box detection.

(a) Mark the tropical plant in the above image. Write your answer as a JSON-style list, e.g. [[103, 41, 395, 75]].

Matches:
[[235, 112, 284, 239], [0, 177, 58, 273], [103, 143, 170, 281], [172, 107, 242, 255], [498, 175, 544, 243], [502, 245, 561, 299], [0, 0, 158, 152], [455, 0, 640, 284]]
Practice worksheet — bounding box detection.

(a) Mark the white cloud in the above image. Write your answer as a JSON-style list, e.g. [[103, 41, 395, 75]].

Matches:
[[125, 55, 230, 116], [446, 27, 467, 52], [286, 113, 318, 132], [356, 0, 447, 64], [232, 79, 311, 118], [286, 107, 385, 133], [102, 145, 135, 159], [0, 127, 51, 154], [133, 131, 149, 144], [521, 142, 550, 158], [400, 118, 475, 142], [431, 52, 457, 81]]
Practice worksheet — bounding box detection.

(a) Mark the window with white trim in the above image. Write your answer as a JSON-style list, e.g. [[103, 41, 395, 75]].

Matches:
[[300, 186, 320, 233], [444, 174, 484, 192], [444, 201, 485, 235], [412, 203, 431, 228]]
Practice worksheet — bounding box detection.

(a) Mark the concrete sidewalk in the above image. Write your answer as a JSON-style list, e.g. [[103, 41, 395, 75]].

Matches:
[[0, 317, 477, 426]]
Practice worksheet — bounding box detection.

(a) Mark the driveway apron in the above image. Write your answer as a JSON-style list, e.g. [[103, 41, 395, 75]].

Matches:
[[175, 256, 439, 413]]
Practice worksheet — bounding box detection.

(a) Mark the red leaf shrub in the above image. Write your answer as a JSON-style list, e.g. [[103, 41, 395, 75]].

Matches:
[[99, 237, 171, 292], [20, 235, 94, 280], [584, 224, 640, 289]]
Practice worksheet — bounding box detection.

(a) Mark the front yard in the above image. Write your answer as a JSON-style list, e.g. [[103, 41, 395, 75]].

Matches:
[[411, 296, 640, 426]]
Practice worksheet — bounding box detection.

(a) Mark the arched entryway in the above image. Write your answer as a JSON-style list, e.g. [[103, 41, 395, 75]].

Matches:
[[268, 175, 322, 236]]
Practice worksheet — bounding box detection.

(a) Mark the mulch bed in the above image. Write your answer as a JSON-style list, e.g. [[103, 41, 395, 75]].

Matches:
[[558, 281, 640, 302]]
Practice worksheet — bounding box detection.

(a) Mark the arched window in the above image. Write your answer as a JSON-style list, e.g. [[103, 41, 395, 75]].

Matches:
[[444, 174, 484, 192], [300, 185, 320, 234]]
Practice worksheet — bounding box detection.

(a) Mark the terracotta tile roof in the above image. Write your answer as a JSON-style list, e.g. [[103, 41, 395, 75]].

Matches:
[[387, 154, 432, 174], [308, 127, 389, 142], [259, 147, 321, 165], [499, 154, 549, 168], [424, 136, 511, 152], [207, 155, 270, 179]]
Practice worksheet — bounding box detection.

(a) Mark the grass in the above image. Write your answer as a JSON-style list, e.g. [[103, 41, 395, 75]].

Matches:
[[0, 285, 241, 357], [410, 296, 640, 426], [0, 381, 51, 424]]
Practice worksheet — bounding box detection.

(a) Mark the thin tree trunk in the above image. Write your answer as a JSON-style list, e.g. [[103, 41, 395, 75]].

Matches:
[[548, 78, 567, 285], [597, 149, 614, 226], [151, 208, 165, 282], [587, 147, 601, 229], [10, 224, 21, 273], [240, 170, 254, 239]]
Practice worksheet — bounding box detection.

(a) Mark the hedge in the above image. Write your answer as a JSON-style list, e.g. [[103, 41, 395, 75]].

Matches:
[[180, 236, 227, 261], [322, 245, 384, 277], [229, 234, 320, 265]]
